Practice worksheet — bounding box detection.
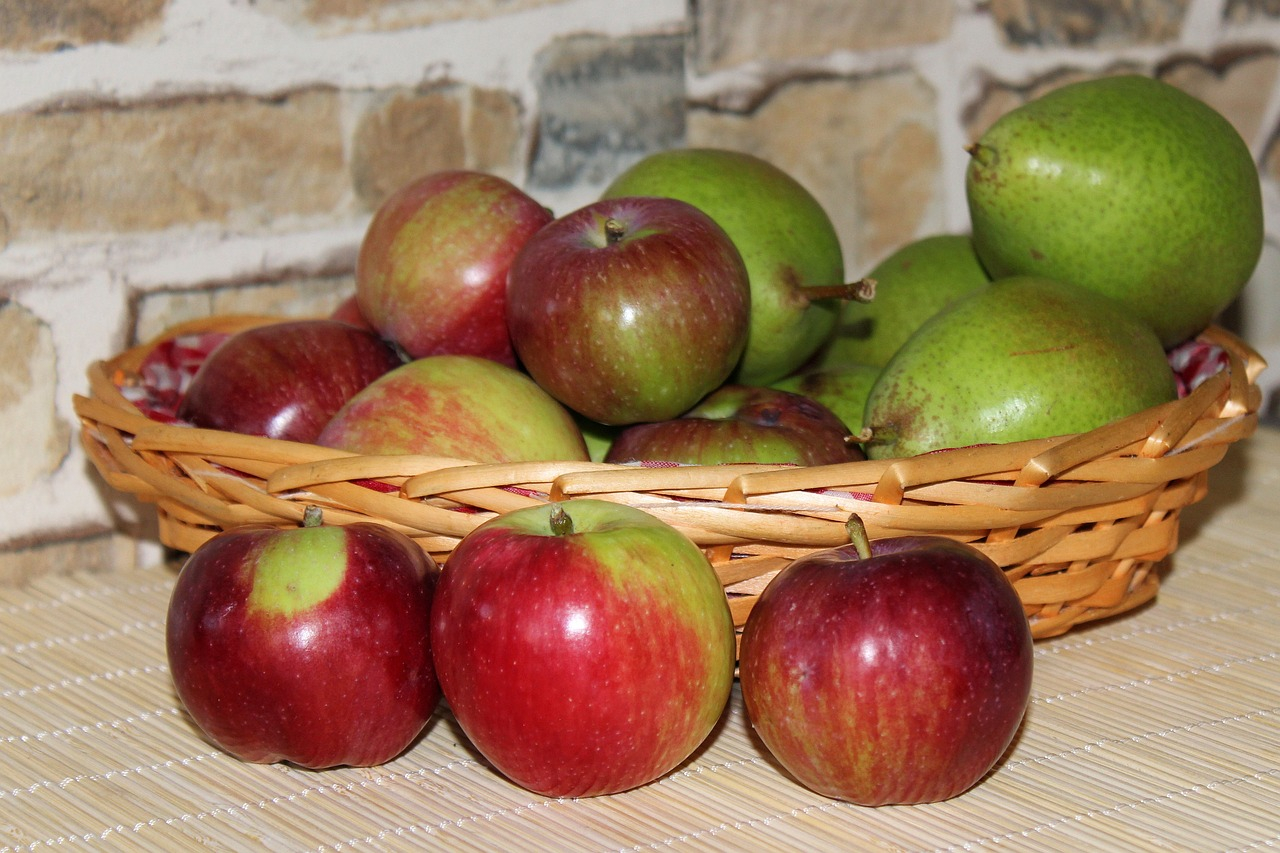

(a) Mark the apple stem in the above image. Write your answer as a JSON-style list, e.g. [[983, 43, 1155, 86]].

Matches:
[[845, 514, 872, 560], [302, 505, 324, 528], [549, 503, 574, 536], [802, 277, 876, 304], [603, 218, 627, 246]]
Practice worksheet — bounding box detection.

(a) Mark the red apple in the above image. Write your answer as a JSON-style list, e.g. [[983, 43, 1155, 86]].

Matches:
[[739, 517, 1033, 805], [430, 500, 736, 797], [176, 319, 403, 443], [316, 354, 589, 463], [604, 385, 862, 466], [165, 508, 440, 769], [356, 170, 552, 365], [330, 294, 375, 331], [506, 196, 751, 425]]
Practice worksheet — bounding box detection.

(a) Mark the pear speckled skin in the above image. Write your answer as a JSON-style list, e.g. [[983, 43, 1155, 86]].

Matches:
[[862, 276, 1178, 460], [603, 148, 845, 386], [966, 75, 1263, 347], [817, 233, 992, 369]]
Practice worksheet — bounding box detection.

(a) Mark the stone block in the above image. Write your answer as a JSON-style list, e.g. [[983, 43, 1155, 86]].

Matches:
[[1224, 0, 1280, 22], [986, 0, 1190, 47], [689, 71, 943, 276], [1159, 49, 1280, 145], [0, 301, 70, 501], [0, 89, 346, 243], [692, 0, 954, 73], [528, 33, 685, 190], [351, 84, 524, 212], [0, 531, 151, 586], [252, 0, 569, 34], [135, 275, 357, 342], [0, 0, 166, 52]]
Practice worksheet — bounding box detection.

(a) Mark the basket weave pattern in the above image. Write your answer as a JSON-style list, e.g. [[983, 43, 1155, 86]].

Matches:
[[74, 315, 1266, 641]]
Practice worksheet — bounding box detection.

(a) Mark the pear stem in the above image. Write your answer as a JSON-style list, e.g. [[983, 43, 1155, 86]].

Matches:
[[802, 277, 876, 304], [549, 503, 574, 536], [845, 514, 872, 561], [302, 505, 324, 528]]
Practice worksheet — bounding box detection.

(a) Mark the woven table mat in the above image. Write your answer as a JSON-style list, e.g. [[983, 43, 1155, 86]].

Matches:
[[4, 430, 1280, 851]]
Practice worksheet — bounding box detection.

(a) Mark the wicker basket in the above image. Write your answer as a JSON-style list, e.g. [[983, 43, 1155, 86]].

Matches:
[[74, 314, 1266, 642]]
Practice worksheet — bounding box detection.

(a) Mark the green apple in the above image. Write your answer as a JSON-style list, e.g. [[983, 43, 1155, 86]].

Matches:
[[602, 148, 857, 386], [816, 234, 991, 369], [966, 75, 1263, 347], [863, 276, 1178, 459]]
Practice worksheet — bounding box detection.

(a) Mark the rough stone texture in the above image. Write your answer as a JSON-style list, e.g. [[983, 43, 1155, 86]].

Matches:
[[692, 0, 954, 73], [689, 71, 943, 276], [1224, 0, 1280, 22], [1158, 49, 1280, 145], [0, 302, 70, 500], [0, 0, 166, 52], [528, 33, 685, 190], [135, 275, 357, 343], [986, 0, 1191, 47], [0, 90, 346, 242], [253, 0, 569, 33], [0, 532, 148, 586], [351, 84, 524, 212]]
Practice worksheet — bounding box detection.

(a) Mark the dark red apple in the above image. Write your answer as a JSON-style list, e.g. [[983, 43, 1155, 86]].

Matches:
[[176, 318, 402, 443], [605, 385, 862, 466], [165, 509, 440, 769], [356, 170, 552, 365], [430, 500, 736, 797], [506, 196, 751, 425], [739, 517, 1033, 805]]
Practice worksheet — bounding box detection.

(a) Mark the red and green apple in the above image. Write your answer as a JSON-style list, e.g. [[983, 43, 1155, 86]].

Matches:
[[430, 499, 736, 797], [166, 509, 441, 770]]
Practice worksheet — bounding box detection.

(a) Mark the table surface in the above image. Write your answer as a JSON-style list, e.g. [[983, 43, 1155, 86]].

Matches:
[[4, 429, 1280, 851]]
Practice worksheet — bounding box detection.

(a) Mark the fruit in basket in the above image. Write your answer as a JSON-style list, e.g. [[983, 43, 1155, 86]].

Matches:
[[966, 74, 1263, 347], [317, 354, 589, 463], [738, 516, 1033, 805], [330, 294, 375, 331], [862, 276, 1178, 459], [604, 385, 863, 466], [816, 234, 991, 369], [166, 508, 440, 770], [176, 319, 403, 443], [431, 499, 736, 798], [602, 148, 853, 386], [507, 196, 751, 425], [355, 170, 553, 365], [771, 364, 881, 435]]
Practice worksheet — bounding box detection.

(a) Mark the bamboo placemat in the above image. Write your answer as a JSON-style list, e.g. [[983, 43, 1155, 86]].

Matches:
[[4, 430, 1280, 851]]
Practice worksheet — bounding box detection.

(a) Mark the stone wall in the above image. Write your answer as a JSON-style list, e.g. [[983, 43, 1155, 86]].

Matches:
[[2, 0, 1277, 583]]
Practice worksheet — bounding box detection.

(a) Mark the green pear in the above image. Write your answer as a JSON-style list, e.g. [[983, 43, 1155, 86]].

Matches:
[[816, 234, 992, 369], [771, 364, 880, 433], [966, 74, 1263, 347], [862, 276, 1178, 460], [602, 148, 857, 386]]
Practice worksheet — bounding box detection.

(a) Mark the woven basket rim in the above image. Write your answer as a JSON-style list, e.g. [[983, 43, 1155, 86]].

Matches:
[[74, 314, 1267, 643]]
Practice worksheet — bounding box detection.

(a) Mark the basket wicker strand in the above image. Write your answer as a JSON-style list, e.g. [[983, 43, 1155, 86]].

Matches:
[[74, 315, 1266, 642]]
